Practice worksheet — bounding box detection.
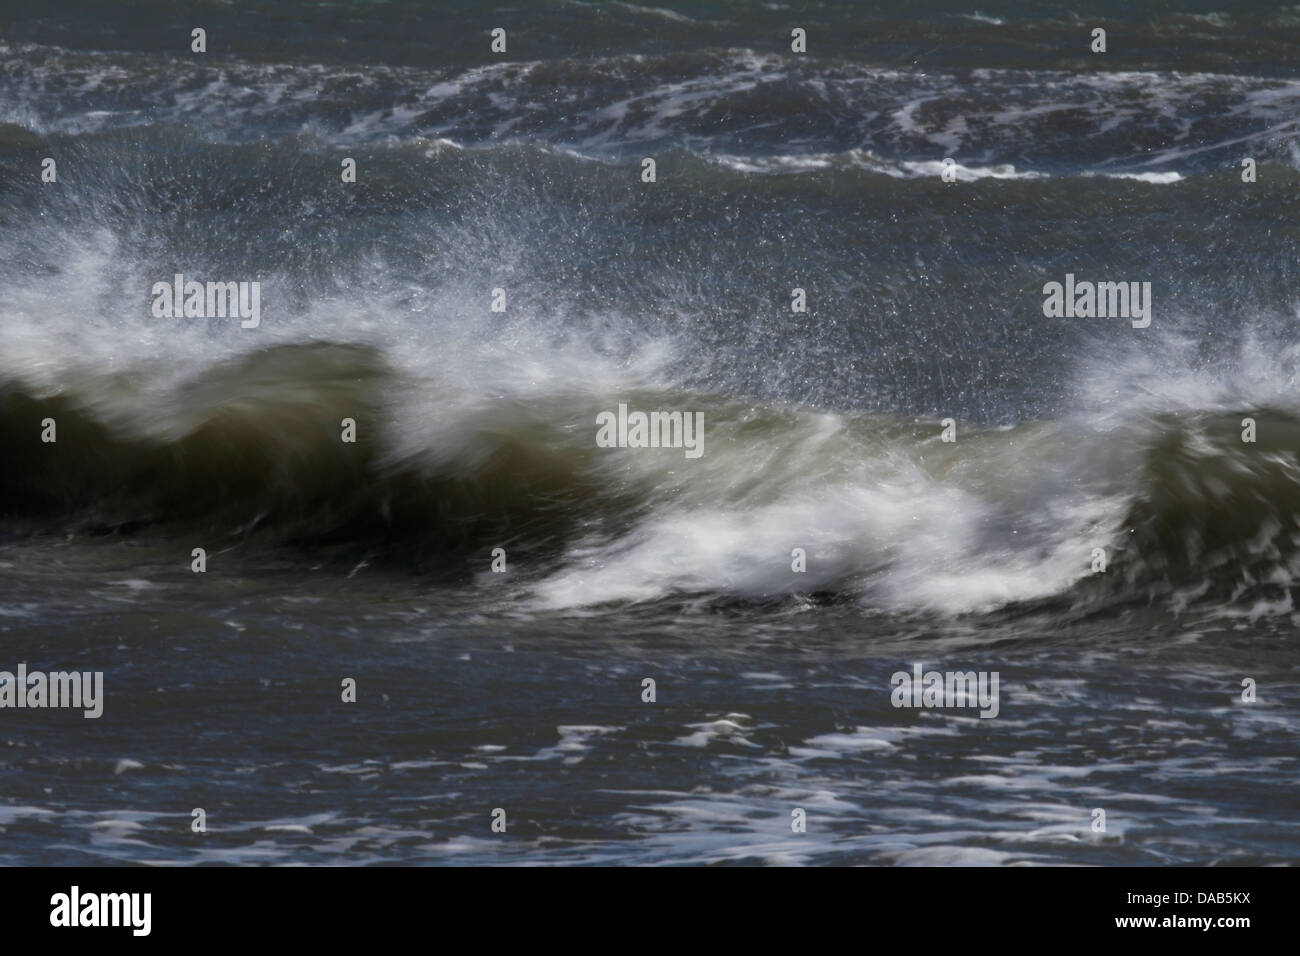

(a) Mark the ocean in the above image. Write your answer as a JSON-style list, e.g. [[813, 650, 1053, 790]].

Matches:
[[0, 0, 1298, 865]]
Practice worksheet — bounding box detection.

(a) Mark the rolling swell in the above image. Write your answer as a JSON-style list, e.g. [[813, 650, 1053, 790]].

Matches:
[[4, 340, 1300, 617], [4, 37, 1300, 176]]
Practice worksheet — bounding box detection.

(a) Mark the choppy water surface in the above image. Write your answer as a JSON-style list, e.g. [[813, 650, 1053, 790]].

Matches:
[[0, 0, 1298, 864]]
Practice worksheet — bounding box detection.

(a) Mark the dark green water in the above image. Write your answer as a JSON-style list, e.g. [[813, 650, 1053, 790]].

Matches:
[[0, 0, 1298, 864]]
